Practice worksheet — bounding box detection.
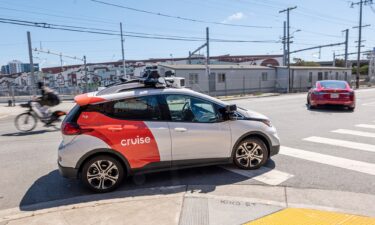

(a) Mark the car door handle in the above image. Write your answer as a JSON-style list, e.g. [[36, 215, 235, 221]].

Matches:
[[174, 127, 187, 132], [107, 127, 123, 132]]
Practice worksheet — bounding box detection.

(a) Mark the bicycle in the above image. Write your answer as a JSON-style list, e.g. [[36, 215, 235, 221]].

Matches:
[[14, 101, 66, 132]]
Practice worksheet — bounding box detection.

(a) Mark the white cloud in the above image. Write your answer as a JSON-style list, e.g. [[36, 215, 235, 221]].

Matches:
[[223, 12, 246, 23]]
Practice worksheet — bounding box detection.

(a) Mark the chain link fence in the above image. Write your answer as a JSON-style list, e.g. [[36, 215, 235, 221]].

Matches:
[[1, 75, 360, 103]]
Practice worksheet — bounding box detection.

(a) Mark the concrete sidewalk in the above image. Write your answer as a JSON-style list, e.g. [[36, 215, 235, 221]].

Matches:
[[1, 184, 374, 225]]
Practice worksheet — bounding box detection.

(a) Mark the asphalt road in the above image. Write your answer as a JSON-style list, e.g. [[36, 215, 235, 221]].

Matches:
[[0, 89, 375, 211]]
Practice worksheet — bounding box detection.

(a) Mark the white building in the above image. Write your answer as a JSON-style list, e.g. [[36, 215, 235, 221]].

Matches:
[[275, 66, 352, 92], [160, 64, 353, 95], [159, 64, 278, 95]]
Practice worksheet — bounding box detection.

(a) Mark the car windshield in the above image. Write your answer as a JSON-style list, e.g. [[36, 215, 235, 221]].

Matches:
[[319, 81, 347, 89]]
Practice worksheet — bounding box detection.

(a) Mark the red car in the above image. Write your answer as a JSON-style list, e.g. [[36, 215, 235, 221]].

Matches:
[[307, 80, 355, 111]]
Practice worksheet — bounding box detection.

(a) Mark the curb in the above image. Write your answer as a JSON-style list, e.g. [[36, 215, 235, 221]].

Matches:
[[217, 93, 281, 101], [1, 184, 374, 223], [0, 185, 186, 223]]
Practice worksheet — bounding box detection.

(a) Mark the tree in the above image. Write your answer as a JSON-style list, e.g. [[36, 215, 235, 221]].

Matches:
[[292, 59, 320, 66], [352, 65, 369, 75], [334, 59, 345, 67]]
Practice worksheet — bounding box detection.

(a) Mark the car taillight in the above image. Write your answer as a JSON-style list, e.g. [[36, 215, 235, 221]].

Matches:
[[62, 122, 92, 135]]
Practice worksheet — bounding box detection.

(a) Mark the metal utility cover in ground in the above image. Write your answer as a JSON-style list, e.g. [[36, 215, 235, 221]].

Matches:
[[179, 196, 282, 225]]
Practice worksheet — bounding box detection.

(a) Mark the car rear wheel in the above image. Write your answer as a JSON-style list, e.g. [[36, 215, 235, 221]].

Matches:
[[307, 99, 315, 110], [81, 155, 124, 193], [348, 106, 355, 112], [233, 138, 269, 170]]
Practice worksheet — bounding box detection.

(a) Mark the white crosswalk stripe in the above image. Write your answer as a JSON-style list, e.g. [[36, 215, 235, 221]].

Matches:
[[303, 136, 375, 153], [280, 146, 375, 176], [356, 124, 375, 129], [331, 129, 375, 138], [221, 166, 294, 185]]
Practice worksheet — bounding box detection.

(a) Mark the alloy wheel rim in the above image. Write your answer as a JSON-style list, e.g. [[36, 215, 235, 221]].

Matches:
[[235, 142, 264, 168], [87, 160, 119, 190]]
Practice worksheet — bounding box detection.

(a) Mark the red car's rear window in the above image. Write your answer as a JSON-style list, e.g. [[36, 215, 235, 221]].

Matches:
[[319, 81, 347, 89]]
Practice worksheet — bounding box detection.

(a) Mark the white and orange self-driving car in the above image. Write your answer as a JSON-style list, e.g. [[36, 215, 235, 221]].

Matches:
[[58, 77, 280, 192]]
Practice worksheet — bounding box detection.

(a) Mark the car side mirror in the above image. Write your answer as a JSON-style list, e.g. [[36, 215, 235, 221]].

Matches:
[[219, 104, 237, 120]]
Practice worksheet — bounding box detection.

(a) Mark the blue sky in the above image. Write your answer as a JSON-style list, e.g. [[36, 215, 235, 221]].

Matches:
[[0, 0, 374, 68]]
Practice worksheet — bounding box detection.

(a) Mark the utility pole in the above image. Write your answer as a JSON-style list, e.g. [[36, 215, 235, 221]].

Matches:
[[333, 51, 336, 67], [83, 55, 87, 93], [188, 27, 210, 75], [59, 53, 63, 73], [120, 22, 127, 80], [27, 31, 36, 95], [351, 0, 373, 88], [343, 29, 349, 67], [279, 6, 297, 93], [206, 27, 210, 77], [283, 21, 287, 66]]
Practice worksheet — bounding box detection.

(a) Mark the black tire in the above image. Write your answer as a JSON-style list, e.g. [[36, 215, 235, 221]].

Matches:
[[233, 137, 269, 170], [348, 106, 355, 112], [307, 99, 315, 110], [15, 113, 37, 132], [81, 155, 125, 193]]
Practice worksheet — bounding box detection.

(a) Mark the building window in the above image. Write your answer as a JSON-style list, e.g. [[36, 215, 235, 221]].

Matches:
[[324, 72, 329, 80], [335, 72, 339, 80], [217, 73, 226, 83], [318, 72, 323, 81], [344, 72, 348, 81], [189, 73, 199, 85], [262, 72, 268, 81], [308, 72, 313, 83]]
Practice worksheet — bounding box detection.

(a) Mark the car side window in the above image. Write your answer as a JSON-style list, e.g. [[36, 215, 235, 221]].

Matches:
[[85, 95, 162, 121], [165, 95, 221, 123]]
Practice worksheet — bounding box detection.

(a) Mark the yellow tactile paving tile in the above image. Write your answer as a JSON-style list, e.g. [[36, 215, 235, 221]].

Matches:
[[244, 208, 375, 225]]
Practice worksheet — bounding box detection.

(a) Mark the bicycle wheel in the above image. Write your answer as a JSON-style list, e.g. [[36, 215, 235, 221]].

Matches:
[[15, 113, 37, 132]]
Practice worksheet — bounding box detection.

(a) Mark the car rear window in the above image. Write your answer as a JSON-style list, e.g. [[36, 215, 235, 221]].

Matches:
[[84, 95, 162, 121], [63, 104, 82, 123], [319, 81, 347, 89]]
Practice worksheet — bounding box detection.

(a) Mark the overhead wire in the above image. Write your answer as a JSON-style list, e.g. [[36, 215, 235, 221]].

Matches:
[[90, 0, 275, 29], [0, 17, 280, 43]]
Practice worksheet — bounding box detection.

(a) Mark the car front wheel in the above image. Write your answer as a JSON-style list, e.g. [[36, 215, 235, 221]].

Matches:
[[81, 155, 124, 193], [233, 138, 269, 170]]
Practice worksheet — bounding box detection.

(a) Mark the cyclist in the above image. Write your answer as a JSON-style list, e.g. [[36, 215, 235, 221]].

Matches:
[[31, 82, 61, 122]]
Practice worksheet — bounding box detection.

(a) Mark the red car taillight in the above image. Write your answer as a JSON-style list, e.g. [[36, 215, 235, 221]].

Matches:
[[62, 122, 92, 135]]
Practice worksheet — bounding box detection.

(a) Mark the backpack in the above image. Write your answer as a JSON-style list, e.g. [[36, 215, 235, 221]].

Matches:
[[45, 92, 60, 106]]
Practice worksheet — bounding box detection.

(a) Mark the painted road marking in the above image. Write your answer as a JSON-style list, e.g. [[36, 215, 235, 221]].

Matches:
[[356, 124, 375, 129], [362, 101, 375, 106], [280, 146, 375, 176], [245, 208, 375, 225], [304, 136, 375, 153], [332, 129, 375, 138], [221, 166, 294, 185]]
